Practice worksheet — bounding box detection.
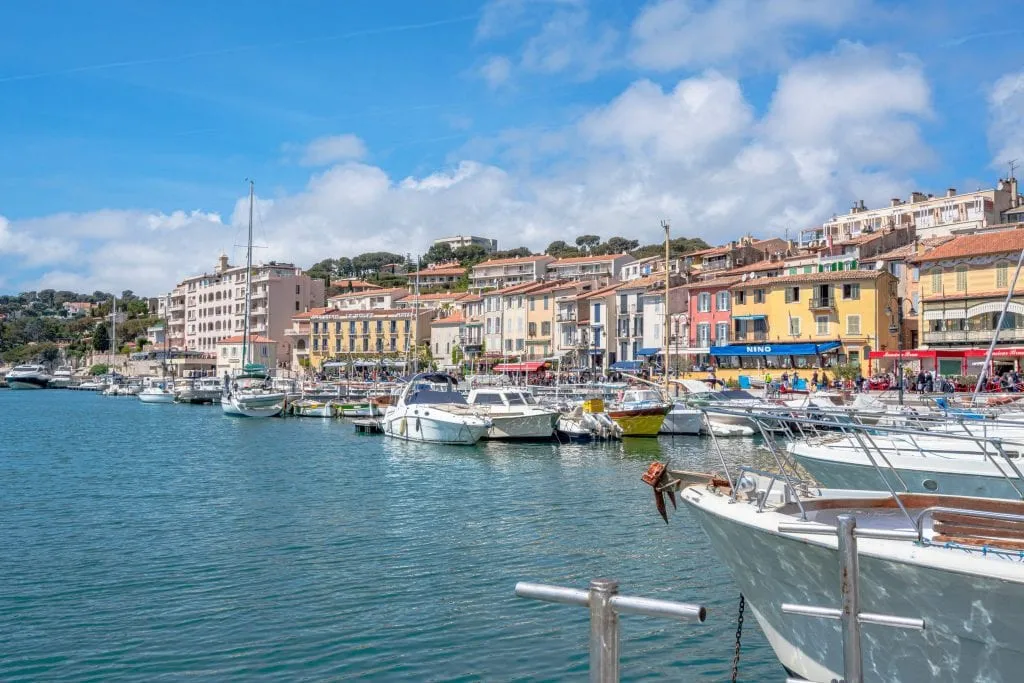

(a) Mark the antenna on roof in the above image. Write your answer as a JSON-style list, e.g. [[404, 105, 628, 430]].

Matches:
[[1011, 159, 1019, 180]]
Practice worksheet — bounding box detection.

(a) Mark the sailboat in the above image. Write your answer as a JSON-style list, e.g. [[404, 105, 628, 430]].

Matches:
[[139, 321, 175, 403], [221, 181, 285, 418]]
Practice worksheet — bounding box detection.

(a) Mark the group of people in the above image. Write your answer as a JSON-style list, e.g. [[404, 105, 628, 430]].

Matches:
[[762, 369, 832, 396]]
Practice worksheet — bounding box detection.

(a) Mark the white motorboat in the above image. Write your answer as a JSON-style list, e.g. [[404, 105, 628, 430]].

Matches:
[[647, 465, 1024, 683], [175, 376, 223, 404], [49, 366, 74, 389], [382, 372, 491, 445], [138, 380, 175, 404], [660, 403, 703, 435], [466, 387, 559, 440], [292, 399, 335, 417], [74, 379, 105, 391], [6, 364, 52, 389]]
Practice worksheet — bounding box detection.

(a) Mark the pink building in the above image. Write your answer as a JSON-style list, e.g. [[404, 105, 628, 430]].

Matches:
[[682, 276, 740, 354]]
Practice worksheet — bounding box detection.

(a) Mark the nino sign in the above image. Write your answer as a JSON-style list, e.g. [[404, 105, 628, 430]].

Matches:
[[745, 345, 772, 353]]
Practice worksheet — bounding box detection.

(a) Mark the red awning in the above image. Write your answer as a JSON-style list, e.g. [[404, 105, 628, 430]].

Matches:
[[493, 361, 547, 372], [964, 347, 1024, 357], [868, 349, 970, 360]]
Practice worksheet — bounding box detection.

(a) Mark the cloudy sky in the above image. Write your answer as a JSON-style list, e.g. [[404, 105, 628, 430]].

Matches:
[[1, 0, 1021, 295]]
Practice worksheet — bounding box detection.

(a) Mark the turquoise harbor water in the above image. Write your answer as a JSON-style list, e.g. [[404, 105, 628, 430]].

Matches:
[[1, 390, 780, 681]]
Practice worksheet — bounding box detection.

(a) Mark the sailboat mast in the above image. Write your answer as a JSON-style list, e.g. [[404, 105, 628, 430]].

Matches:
[[972, 246, 1024, 403], [242, 180, 254, 370], [110, 295, 116, 367], [662, 219, 670, 392]]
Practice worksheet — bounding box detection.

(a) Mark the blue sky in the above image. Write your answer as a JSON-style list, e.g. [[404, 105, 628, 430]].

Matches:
[[1, 0, 1022, 295]]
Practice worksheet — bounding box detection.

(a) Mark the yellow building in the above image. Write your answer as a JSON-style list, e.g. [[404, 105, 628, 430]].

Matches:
[[308, 308, 432, 370], [709, 270, 899, 375], [524, 282, 578, 359], [913, 226, 1024, 354]]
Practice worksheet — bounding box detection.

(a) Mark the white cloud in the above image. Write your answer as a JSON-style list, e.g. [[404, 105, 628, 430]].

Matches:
[[989, 70, 1024, 169], [0, 44, 935, 296], [299, 134, 367, 166], [476, 0, 583, 40], [630, 0, 862, 70], [479, 56, 513, 89], [520, 9, 618, 79]]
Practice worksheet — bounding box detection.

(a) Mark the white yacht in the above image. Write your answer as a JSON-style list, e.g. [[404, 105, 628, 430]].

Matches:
[[466, 387, 559, 440], [138, 380, 176, 404], [5, 364, 52, 389], [175, 376, 223, 404], [222, 370, 285, 418], [49, 366, 74, 389], [646, 464, 1024, 683], [382, 373, 491, 445], [660, 403, 703, 435]]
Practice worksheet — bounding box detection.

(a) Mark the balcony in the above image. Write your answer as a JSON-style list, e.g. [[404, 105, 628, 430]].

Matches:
[[734, 331, 768, 342], [923, 328, 1024, 344], [556, 312, 577, 322], [808, 297, 835, 310]]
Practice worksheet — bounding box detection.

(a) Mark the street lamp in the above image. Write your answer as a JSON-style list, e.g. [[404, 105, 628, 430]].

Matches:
[[886, 296, 917, 406]]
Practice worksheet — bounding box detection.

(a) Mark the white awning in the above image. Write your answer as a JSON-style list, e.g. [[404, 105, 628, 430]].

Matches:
[[967, 301, 1024, 318], [923, 310, 943, 321], [944, 309, 966, 320]]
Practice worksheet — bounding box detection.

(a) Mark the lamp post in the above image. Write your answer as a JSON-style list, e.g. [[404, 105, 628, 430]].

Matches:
[[887, 296, 917, 407]]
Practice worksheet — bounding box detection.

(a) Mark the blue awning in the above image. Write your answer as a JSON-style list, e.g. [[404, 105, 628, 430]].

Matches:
[[709, 341, 842, 357], [610, 360, 644, 371], [636, 347, 661, 356], [732, 315, 767, 321]]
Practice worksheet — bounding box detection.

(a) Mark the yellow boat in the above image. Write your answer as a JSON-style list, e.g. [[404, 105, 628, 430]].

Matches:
[[607, 405, 669, 437]]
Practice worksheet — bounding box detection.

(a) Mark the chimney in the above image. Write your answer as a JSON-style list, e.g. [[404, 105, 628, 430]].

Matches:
[[911, 191, 927, 203], [216, 253, 230, 273], [890, 198, 901, 207], [946, 188, 956, 198]]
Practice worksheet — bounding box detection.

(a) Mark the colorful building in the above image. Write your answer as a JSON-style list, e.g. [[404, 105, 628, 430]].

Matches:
[[307, 308, 432, 370], [469, 255, 555, 290], [680, 276, 741, 356], [710, 270, 899, 376], [912, 226, 1024, 370]]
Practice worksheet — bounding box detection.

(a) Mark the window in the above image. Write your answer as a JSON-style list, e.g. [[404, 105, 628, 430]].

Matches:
[[335, 338, 341, 352], [696, 323, 711, 344], [754, 289, 765, 304], [349, 321, 356, 334], [955, 266, 967, 292], [789, 317, 801, 336], [716, 291, 730, 311], [842, 283, 860, 300], [335, 321, 341, 333], [312, 322, 319, 334], [295, 301, 300, 311], [295, 285, 301, 295], [349, 338, 355, 351], [816, 315, 829, 335], [697, 292, 711, 312], [734, 290, 746, 305], [846, 315, 861, 335], [998, 262, 1009, 288], [715, 322, 729, 343], [594, 304, 602, 323], [848, 350, 860, 365], [313, 338, 319, 351], [529, 298, 535, 312], [541, 321, 551, 336], [528, 322, 537, 337], [543, 295, 549, 310], [930, 268, 942, 294], [785, 287, 801, 303]]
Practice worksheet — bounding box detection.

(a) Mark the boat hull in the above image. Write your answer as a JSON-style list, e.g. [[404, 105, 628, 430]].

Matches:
[[483, 412, 558, 440], [7, 377, 49, 389], [660, 408, 702, 435], [221, 394, 284, 418], [791, 450, 1024, 500], [608, 407, 668, 437], [683, 491, 1024, 683], [382, 411, 488, 445], [294, 402, 335, 417], [138, 392, 175, 404]]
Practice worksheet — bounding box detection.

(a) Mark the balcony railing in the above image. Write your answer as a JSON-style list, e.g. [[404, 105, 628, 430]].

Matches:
[[734, 331, 768, 342], [808, 297, 835, 310], [556, 312, 577, 322], [923, 328, 1024, 344]]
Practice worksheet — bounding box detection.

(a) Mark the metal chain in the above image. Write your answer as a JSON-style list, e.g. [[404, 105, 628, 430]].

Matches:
[[730, 593, 745, 683]]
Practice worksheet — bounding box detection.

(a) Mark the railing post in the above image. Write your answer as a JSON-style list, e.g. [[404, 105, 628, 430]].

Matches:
[[589, 579, 620, 683], [836, 515, 862, 683]]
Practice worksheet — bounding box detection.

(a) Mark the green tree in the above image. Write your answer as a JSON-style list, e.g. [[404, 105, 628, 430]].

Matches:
[[452, 244, 489, 266], [89, 363, 110, 376], [422, 242, 455, 266], [545, 240, 580, 258], [602, 236, 640, 254], [92, 322, 110, 352], [575, 235, 601, 253]]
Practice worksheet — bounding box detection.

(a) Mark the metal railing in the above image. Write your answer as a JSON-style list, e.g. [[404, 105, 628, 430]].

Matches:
[[514, 580, 706, 683], [808, 296, 835, 309]]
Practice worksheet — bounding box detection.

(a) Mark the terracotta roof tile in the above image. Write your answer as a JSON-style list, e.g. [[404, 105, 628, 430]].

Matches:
[[292, 306, 331, 320], [727, 269, 892, 290], [219, 335, 276, 344], [911, 226, 1024, 263], [431, 313, 465, 325], [472, 254, 553, 267], [549, 253, 630, 265]]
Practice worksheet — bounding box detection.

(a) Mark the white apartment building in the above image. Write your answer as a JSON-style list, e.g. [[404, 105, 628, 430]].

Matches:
[[216, 335, 278, 376], [469, 255, 554, 290], [584, 284, 619, 370], [327, 288, 407, 311], [167, 254, 325, 368], [546, 253, 635, 284], [801, 177, 1022, 245], [433, 234, 498, 252], [431, 314, 464, 369], [620, 256, 683, 281]]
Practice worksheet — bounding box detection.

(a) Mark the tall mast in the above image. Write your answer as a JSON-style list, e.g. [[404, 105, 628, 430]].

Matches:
[[242, 180, 254, 370], [110, 295, 116, 367], [972, 246, 1024, 403], [662, 219, 671, 392]]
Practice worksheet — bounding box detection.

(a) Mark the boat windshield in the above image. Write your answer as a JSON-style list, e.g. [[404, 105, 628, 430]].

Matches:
[[509, 393, 536, 405], [471, 392, 506, 405], [407, 389, 467, 405]]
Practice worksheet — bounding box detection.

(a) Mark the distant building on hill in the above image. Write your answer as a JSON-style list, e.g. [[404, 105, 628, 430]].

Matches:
[[433, 235, 498, 253]]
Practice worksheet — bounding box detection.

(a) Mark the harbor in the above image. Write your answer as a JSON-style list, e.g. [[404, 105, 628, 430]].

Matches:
[[0, 389, 781, 681]]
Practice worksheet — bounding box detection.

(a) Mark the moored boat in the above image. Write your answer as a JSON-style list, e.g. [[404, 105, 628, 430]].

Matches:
[[607, 389, 670, 437], [138, 380, 176, 404], [293, 399, 336, 417], [49, 366, 74, 389], [467, 387, 559, 440], [5, 364, 52, 389], [382, 372, 491, 445]]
